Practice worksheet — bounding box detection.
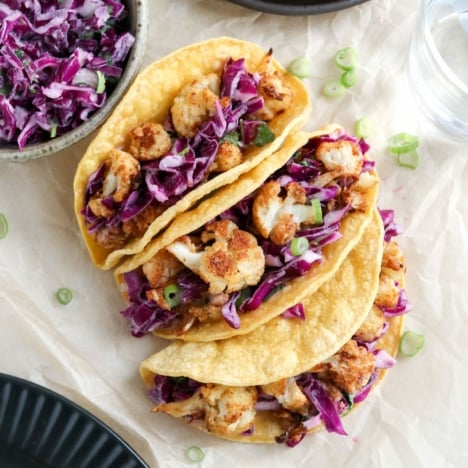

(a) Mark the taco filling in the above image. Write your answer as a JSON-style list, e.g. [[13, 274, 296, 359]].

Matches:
[[141, 210, 410, 446], [120, 130, 379, 337], [81, 52, 293, 250]]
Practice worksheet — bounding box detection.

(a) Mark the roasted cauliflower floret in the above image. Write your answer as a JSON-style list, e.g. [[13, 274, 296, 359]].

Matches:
[[170, 73, 221, 138], [153, 384, 257, 436], [128, 122, 172, 161], [322, 340, 376, 395], [101, 149, 141, 203], [210, 141, 243, 172], [252, 180, 319, 245], [166, 220, 265, 294], [261, 377, 309, 414], [143, 250, 185, 288], [87, 149, 140, 219], [354, 306, 386, 343], [374, 274, 400, 310], [342, 171, 379, 212], [152, 392, 203, 419], [253, 51, 292, 121], [382, 240, 406, 272], [315, 140, 363, 178], [200, 384, 257, 435]]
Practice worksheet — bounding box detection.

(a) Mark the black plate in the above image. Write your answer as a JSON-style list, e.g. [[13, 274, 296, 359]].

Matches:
[[228, 0, 370, 15], [0, 374, 148, 468]]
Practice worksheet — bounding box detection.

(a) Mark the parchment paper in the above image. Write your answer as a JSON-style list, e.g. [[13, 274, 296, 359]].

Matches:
[[1, 1, 467, 467]]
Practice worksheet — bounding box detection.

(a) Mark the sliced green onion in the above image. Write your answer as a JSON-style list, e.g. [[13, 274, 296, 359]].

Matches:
[[290, 236, 310, 256], [186, 445, 205, 462], [163, 284, 182, 308], [56, 287, 73, 305], [322, 79, 346, 98], [96, 71, 106, 94], [355, 116, 374, 139], [335, 47, 357, 71], [399, 330, 425, 356], [0, 213, 8, 239], [311, 198, 323, 224], [388, 132, 419, 154], [340, 68, 357, 88], [287, 56, 311, 79], [50, 121, 58, 138], [397, 150, 419, 169]]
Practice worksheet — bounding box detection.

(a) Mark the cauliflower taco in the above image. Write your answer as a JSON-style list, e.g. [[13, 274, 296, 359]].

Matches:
[[115, 125, 380, 341], [139, 210, 411, 445], [73, 37, 310, 270]]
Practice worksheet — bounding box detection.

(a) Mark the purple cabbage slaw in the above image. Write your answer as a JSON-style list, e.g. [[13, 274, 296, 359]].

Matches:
[[143, 207, 411, 447], [0, 0, 135, 149], [82, 57, 273, 236], [121, 130, 373, 337], [145, 332, 397, 448]]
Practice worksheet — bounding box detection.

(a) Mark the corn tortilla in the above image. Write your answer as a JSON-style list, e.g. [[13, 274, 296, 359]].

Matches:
[[73, 37, 311, 270], [115, 127, 380, 341]]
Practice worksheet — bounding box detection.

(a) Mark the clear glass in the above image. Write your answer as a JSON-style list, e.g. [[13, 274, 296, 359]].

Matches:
[[408, 0, 468, 140]]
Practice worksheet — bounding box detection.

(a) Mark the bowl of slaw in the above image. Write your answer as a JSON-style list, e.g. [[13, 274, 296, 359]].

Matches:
[[0, 0, 148, 162]]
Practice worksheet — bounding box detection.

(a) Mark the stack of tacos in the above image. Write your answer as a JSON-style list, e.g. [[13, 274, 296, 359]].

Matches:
[[73, 37, 412, 447]]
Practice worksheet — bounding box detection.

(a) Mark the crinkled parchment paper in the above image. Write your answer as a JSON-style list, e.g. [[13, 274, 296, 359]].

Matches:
[[1, 1, 467, 467]]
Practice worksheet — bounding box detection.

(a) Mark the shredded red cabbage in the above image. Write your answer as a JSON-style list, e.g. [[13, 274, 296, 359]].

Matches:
[[0, 0, 135, 149], [82, 57, 272, 234], [147, 375, 201, 405], [121, 270, 207, 337]]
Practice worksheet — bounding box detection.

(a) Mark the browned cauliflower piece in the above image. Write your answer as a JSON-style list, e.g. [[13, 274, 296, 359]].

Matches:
[[252, 180, 319, 245], [322, 340, 376, 395], [142, 250, 185, 288], [253, 50, 293, 121], [353, 306, 386, 343], [166, 220, 265, 294], [87, 149, 140, 219], [382, 240, 406, 272], [342, 171, 379, 212], [200, 384, 257, 435], [261, 377, 309, 414], [315, 140, 363, 178], [374, 274, 401, 310], [101, 149, 140, 203], [128, 122, 172, 161], [153, 384, 257, 437], [152, 392, 204, 418], [170, 73, 220, 138], [210, 141, 243, 173]]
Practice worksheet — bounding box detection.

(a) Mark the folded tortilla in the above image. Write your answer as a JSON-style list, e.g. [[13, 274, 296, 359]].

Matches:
[[73, 37, 311, 270], [115, 125, 380, 342], [139, 210, 408, 444]]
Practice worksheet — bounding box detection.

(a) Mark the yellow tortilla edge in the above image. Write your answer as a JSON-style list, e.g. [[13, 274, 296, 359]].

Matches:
[[73, 36, 311, 270]]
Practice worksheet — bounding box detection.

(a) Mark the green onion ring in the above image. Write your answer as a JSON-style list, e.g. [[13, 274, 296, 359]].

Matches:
[[388, 132, 419, 154], [290, 236, 310, 256], [340, 68, 357, 88], [96, 70, 106, 94], [335, 46, 358, 71], [186, 445, 205, 462], [163, 284, 182, 308], [399, 330, 425, 357], [397, 150, 420, 169], [355, 117, 374, 139], [287, 56, 311, 79], [0, 213, 8, 239], [56, 287, 73, 305], [311, 198, 323, 224], [322, 79, 346, 98]]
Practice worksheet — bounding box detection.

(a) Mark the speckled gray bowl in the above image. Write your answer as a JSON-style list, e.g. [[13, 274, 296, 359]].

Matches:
[[0, 0, 148, 162]]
